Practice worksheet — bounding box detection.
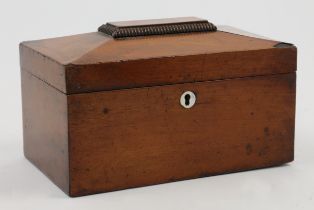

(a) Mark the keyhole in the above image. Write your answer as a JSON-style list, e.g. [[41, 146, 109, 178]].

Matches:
[[184, 94, 191, 106], [180, 91, 196, 108]]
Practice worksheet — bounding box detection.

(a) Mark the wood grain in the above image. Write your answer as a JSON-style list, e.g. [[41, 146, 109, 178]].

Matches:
[[21, 70, 69, 194], [20, 28, 296, 94], [66, 47, 296, 93], [68, 73, 295, 196], [19, 20, 297, 197]]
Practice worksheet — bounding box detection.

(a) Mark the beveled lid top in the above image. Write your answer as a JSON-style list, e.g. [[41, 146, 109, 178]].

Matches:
[[19, 17, 296, 94]]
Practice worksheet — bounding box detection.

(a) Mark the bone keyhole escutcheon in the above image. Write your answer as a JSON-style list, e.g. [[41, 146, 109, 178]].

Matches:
[[180, 91, 196, 108]]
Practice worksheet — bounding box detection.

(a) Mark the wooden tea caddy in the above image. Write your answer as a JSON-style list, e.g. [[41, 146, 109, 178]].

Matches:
[[20, 17, 297, 197]]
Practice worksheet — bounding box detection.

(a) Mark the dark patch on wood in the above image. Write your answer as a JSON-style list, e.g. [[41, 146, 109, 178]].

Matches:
[[198, 172, 211, 178], [103, 108, 109, 114], [264, 127, 270, 137], [167, 177, 177, 182], [258, 146, 269, 157], [246, 143, 253, 155]]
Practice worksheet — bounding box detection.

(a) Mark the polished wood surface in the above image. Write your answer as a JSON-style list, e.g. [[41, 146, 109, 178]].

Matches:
[[21, 30, 279, 65], [66, 47, 296, 94], [20, 28, 296, 94], [21, 70, 69, 194], [68, 73, 295, 196], [19, 21, 297, 197]]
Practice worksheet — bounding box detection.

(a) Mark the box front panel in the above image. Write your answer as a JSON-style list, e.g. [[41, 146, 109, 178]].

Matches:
[[68, 73, 295, 196]]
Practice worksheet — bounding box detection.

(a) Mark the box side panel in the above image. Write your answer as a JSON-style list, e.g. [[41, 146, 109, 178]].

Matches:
[[68, 73, 295, 197], [21, 70, 69, 194]]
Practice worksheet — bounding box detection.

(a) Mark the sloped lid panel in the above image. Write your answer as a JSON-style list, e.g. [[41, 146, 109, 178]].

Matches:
[[20, 22, 296, 94]]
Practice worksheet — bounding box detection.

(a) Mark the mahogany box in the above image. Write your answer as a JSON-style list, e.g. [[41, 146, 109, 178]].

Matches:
[[19, 17, 297, 197]]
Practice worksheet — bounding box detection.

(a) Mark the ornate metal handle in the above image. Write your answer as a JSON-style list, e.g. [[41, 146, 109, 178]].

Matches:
[[98, 17, 217, 39]]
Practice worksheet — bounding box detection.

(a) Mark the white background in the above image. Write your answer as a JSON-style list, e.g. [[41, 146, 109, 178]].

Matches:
[[0, 0, 313, 209]]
